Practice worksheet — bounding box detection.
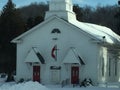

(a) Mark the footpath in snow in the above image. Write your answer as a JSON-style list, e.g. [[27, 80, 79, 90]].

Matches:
[[0, 81, 120, 90]]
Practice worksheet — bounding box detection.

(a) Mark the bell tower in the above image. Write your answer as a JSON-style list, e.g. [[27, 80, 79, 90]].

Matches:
[[45, 0, 76, 22]]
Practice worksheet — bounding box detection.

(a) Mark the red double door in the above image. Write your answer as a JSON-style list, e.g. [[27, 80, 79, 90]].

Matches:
[[71, 66, 79, 84], [33, 66, 40, 82]]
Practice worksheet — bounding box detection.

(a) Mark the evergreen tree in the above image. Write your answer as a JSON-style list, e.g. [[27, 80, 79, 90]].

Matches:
[[26, 16, 44, 30], [73, 4, 83, 21], [115, 1, 120, 34], [26, 17, 34, 29], [0, 0, 25, 42], [0, 0, 25, 78], [117, 1, 120, 34], [34, 15, 44, 26]]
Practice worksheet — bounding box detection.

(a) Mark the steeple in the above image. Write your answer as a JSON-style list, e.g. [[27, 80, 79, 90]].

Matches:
[[45, 0, 76, 21]]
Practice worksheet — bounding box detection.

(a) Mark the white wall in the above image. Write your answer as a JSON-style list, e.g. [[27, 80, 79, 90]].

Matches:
[[16, 18, 100, 84]]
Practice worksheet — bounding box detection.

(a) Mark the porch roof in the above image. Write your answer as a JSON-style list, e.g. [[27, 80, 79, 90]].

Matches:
[[63, 48, 85, 65], [24, 47, 45, 64]]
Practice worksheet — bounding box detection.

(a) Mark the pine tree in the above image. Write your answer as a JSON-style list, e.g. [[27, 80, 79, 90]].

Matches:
[[118, 1, 120, 34], [115, 1, 120, 34], [73, 5, 83, 21], [26, 16, 44, 30], [26, 17, 34, 29], [0, 0, 25, 77], [0, 0, 25, 42], [34, 15, 44, 26]]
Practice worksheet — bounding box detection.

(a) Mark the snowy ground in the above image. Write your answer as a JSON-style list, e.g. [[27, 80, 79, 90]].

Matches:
[[0, 81, 49, 90], [0, 81, 120, 90]]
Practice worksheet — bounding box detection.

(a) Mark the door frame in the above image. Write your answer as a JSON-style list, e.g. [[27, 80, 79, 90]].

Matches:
[[50, 66, 61, 84]]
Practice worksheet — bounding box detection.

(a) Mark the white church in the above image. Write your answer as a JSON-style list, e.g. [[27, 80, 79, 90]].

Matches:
[[12, 0, 120, 86]]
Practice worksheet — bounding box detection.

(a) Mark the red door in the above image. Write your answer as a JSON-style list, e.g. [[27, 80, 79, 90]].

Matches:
[[33, 66, 40, 82], [71, 66, 79, 84]]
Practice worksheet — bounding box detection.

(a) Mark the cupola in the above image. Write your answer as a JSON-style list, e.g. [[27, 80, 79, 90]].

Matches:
[[45, 0, 76, 22]]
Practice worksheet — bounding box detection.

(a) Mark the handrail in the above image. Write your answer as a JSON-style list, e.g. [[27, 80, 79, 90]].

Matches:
[[61, 78, 70, 87]]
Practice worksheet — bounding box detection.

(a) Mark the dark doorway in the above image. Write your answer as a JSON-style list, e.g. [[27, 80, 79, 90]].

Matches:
[[71, 66, 79, 84], [33, 66, 40, 82]]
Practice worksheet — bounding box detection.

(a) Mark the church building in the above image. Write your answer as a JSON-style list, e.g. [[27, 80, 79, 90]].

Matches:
[[12, 0, 120, 86]]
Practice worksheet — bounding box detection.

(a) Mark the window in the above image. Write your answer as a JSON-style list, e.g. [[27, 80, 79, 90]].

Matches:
[[109, 57, 118, 77], [51, 28, 61, 34], [114, 60, 117, 76], [108, 58, 111, 76], [102, 57, 104, 77]]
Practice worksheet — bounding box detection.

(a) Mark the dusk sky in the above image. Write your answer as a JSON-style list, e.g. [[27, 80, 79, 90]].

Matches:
[[0, 0, 118, 10]]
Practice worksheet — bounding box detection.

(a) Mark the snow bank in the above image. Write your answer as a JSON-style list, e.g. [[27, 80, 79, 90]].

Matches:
[[0, 81, 50, 90], [0, 81, 119, 90]]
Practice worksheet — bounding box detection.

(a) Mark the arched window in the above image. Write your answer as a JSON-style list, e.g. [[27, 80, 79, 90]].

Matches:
[[51, 28, 61, 34]]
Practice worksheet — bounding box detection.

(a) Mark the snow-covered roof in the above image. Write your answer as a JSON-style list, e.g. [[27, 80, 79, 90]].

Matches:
[[63, 48, 85, 65], [24, 48, 40, 63], [69, 20, 120, 44], [11, 15, 120, 45], [63, 48, 80, 64], [25, 47, 45, 64]]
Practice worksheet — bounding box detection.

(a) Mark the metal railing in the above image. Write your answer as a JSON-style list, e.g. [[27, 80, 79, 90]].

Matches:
[[61, 78, 70, 87]]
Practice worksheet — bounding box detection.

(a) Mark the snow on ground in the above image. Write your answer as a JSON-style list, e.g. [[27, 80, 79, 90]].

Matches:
[[0, 81, 120, 90], [0, 81, 49, 90], [46, 84, 120, 90]]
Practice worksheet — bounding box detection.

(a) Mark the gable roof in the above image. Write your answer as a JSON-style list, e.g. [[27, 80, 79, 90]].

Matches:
[[63, 48, 85, 65], [11, 16, 60, 43], [25, 48, 40, 63], [63, 48, 80, 64], [25, 47, 45, 64], [11, 15, 120, 45]]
